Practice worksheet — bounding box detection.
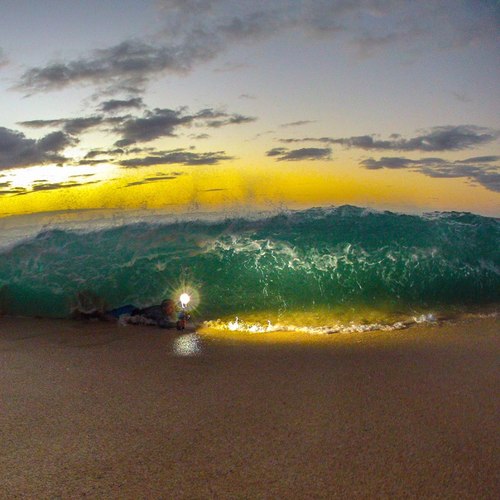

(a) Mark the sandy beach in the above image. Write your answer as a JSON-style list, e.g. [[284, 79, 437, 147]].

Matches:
[[1, 316, 498, 499]]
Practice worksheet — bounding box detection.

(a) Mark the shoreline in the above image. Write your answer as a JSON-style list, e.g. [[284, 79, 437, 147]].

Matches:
[[1, 315, 499, 498]]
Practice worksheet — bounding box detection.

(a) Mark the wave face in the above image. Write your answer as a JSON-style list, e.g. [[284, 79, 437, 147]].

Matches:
[[0, 206, 499, 322]]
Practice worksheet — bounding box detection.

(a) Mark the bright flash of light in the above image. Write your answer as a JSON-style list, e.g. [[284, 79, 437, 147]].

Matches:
[[180, 293, 191, 308], [171, 282, 200, 311]]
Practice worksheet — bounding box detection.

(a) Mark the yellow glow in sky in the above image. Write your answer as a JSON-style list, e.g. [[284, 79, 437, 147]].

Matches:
[[1, 157, 499, 218]]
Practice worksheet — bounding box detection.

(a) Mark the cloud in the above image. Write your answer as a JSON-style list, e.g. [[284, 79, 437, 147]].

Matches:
[[69, 173, 96, 178], [360, 155, 500, 192], [461, 155, 499, 163], [280, 120, 316, 128], [84, 148, 125, 159], [114, 108, 192, 146], [0, 179, 100, 197], [123, 172, 183, 187], [30, 180, 101, 192], [18, 104, 254, 149], [266, 147, 332, 162], [0, 185, 27, 196], [205, 113, 256, 128], [119, 149, 233, 167], [0, 127, 76, 170], [16, 1, 498, 96], [281, 126, 499, 152], [98, 97, 144, 113], [19, 116, 106, 135], [266, 147, 288, 157], [114, 107, 255, 145], [15, 40, 215, 95]]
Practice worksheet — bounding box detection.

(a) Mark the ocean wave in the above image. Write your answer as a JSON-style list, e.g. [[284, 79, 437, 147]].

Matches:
[[0, 205, 498, 319]]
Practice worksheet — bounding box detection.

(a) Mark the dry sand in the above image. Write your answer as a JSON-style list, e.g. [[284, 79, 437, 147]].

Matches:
[[0, 316, 498, 499]]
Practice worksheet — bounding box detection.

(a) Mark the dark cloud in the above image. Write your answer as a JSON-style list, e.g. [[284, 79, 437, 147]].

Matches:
[[206, 114, 256, 128], [0, 185, 27, 196], [461, 155, 499, 163], [79, 148, 128, 166], [0, 127, 76, 170], [114, 107, 255, 145], [267, 147, 332, 162], [266, 147, 288, 157], [280, 120, 316, 128], [19, 119, 66, 129], [281, 126, 499, 152], [30, 180, 101, 192], [114, 108, 192, 145], [19, 115, 130, 137], [361, 157, 418, 169], [123, 172, 183, 187], [84, 148, 125, 159], [280, 136, 338, 144], [194, 109, 256, 126], [17, 1, 497, 96], [19, 116, 105, 135], [60, 117, 105, 135], [0, 179, 99, 197], [78, 159, 110, 166], [98, 97, 144, 113], [360, 155, 500, 192], [18, 105, 253, 150], [69, 173, 95, 178], [119, 149, 233, 167], [16, 38, 216, 95]]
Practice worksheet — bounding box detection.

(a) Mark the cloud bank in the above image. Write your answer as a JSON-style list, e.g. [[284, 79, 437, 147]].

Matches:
[[280, 126, 499, 152], [361, 155, 500, 192], [19, 106, 255, 148], [15, 1, 498, 96]]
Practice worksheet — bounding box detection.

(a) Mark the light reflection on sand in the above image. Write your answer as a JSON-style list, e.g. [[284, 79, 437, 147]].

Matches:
[[173, 332, 203, 357]]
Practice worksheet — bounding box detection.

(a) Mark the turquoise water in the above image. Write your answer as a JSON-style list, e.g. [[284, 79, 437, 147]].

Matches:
[[0, 206, 499, 329]]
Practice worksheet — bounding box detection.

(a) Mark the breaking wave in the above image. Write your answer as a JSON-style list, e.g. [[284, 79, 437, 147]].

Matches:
[[1, 206, 498, 331]]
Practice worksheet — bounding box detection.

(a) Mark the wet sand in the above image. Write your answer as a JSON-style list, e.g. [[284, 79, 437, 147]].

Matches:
[[0, 316, 498, 499]]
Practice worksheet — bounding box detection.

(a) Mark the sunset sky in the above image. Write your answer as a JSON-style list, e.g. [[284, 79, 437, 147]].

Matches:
[[0, 0, 499, 218]]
